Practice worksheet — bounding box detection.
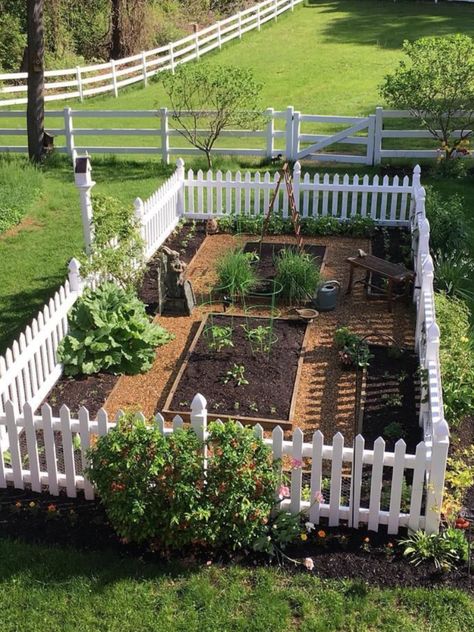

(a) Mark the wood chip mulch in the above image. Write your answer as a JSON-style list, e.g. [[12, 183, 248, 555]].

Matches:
[[105, 233, 415, 441]]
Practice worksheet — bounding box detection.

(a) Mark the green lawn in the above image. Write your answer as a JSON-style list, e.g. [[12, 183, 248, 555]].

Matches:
[[0, 539, 472, 632], [0, 156, 174, 351], [1, 0, 474, 351]]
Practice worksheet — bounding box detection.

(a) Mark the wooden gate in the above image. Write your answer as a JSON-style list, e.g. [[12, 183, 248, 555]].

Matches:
[[293, 113, 375, 164]]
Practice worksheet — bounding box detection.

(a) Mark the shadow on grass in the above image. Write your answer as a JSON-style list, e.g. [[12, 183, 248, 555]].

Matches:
[[306, 0, 474, 50]]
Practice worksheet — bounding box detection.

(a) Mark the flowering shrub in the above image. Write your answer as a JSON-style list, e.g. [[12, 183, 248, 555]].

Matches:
[[202, 421, 279, 550], [87, 417, 285, 551], [86, 413, 206, 547]]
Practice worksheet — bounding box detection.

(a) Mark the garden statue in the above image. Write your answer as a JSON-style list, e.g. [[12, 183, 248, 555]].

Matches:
[[160, 246, 196, 315]]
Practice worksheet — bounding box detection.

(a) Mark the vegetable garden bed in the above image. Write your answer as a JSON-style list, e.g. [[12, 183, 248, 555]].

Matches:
[[164, 313, 308, 430], [242, 241, 327, 280]]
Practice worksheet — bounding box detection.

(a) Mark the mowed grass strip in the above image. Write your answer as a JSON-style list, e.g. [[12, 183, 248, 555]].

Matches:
[[0, 539, 473, 632]]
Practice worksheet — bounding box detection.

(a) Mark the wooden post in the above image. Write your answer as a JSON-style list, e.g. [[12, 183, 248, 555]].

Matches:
[[111, 59, 118, 97], [76, 66, 84, 102], [160, 107, 170, 164], [285, 105, 294, 160], [74, 155, 96, 254], [68, 258, 83, 293], [176, 158, 185, 216], [373, 106, 383, 165], [265, 107, 274, 159], [426, 420, 449, 534], [191, 393, 208, 471]]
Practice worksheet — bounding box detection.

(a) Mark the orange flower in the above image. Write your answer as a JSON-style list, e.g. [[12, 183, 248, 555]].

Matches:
[[363, 537, 370, 543], [47, 504, 56, 513], [317, 530, 326, 538], [14, 501, 21, 508], [387, 542, 393, 548]]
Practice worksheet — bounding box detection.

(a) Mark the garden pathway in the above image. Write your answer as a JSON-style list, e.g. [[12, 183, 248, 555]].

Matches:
[[105, 233, 414, 441]]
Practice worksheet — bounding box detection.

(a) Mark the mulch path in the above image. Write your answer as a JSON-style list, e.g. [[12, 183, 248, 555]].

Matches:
[[105, 232, 415, 442]]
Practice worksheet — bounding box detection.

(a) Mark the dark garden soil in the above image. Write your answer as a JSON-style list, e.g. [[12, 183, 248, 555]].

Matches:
[[361, 345, 420, 452], [44, 373, 119, 418], [243, 241, 326, 280], [167, 314, 307, 424], [139, 220, 207, 313], [0, 487, 472, 592], [369, 227, 413, 294]]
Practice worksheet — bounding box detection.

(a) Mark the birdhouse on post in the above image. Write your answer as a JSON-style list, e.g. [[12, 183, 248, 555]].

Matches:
[[74, 155, 96, 254]]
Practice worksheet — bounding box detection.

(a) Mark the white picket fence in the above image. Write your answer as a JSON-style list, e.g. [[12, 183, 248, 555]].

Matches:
[[0, 393, 449, 535], [1, 106, 470, 164], [183, 162, 412, 224], [0, 160, 450, 533], [0, 0, 301, 107]]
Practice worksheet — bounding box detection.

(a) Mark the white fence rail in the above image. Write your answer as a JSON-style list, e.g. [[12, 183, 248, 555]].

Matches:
[[1, 106, 471, 164], [0, 393, 449, 534], [0, 0, 302, 107]]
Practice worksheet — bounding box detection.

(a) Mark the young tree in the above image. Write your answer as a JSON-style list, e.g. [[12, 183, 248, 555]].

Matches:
[[381, 34, 474, 159], [161, 63, 263, 168], [27, 0, 45, 163]]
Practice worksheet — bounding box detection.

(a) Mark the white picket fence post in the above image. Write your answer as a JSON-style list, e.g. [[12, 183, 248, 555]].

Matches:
[[285, 105, 294, 160], [68, 258, 83, 293], [293, 161, 301, 211], [74, 154, 96, 254], [64, 107, 75, 157], [191, 393, 208, 470], [176, 157, 185, 216], [373, 106, 383, 165], [425, 420, 450, 534]]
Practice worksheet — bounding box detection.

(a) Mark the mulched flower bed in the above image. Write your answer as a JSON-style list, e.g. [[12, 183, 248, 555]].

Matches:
[[0, 487, 472, 592], [360, 344, 420, 451], [44, 373, 119, 418], [243, 241, 326, 280], [139, 220, 207, 313], [369, 227, 413, 294], [166, 314, 307, 427]]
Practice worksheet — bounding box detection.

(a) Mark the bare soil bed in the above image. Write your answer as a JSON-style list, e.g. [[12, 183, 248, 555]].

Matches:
[[44, 373, 118, 418], [242, 241, 327, 280], [166, 314, 307, 428], [361, 344, 420, 451]]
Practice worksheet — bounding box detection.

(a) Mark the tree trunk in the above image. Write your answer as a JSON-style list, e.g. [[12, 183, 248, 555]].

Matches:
[[27, 0, 45, 163], [110, 0, 124, 60]]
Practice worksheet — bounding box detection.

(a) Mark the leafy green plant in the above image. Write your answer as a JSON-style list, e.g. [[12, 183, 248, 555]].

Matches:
[[86, 413, 206, 547], [425, 188, 468, 256], [381, 393, 403, 409], [334, 327, 372, 369], [80, 194, 145, 290], [443, 445, 474, 524], [206, 324, 234, 352], [433, 250, 474, 302], [57, 283, 173, 376], [242, 324, 275, 354], [400, 528, 468, 571], [383, 421, 406, 440], [342, 216, 376, 237], [301, 216, 342, 236], [275, 248, 322, 303], [221, 363, 248, 386], [434, 292, 474, 424], [216, 248, 259, 298]]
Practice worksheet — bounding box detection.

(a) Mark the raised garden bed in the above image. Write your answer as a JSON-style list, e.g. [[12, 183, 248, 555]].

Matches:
[[164, 313, 308, 429], [360, 344, 420, 451], [44, 373, 118, 419], [243, 241, 327, 280], [139, 220, 207, 313]]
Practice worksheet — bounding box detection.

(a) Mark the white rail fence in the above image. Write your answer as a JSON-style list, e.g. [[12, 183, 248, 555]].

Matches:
[[0, 0, 302, 107], [1, 106, 471, 164], [0, 393, 449, 534]]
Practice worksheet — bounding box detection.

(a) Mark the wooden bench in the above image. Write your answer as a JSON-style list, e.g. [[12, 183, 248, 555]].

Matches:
[[346, 254, 414, 312]]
